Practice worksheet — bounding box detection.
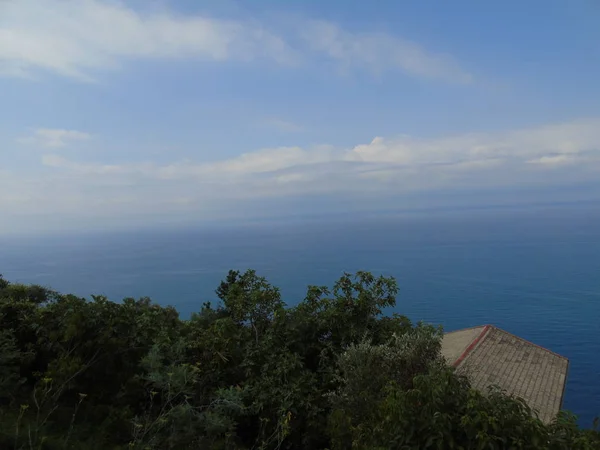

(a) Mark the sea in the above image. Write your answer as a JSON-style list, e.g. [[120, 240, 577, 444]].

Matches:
[[1, 205, 599, 426]]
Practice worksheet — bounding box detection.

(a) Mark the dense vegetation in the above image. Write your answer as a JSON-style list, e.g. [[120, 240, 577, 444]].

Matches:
[[0, 271, 598, 449]]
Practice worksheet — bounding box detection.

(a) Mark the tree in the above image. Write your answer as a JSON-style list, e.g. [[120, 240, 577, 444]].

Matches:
[[0, 270, 597, 449]]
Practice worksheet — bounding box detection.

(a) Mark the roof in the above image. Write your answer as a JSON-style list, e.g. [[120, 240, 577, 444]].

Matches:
[[441, 325, 569, 424]]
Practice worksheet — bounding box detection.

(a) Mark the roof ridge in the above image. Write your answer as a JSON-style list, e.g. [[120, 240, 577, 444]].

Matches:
[[452, 324, 491, 367], [445, 324, 488, 334]]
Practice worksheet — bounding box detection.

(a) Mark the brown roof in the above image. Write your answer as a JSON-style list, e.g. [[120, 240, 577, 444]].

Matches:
[[441, 325, 569, 424]]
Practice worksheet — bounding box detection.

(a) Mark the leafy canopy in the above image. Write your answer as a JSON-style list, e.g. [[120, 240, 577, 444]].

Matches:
[[0, 271, 598, 449]]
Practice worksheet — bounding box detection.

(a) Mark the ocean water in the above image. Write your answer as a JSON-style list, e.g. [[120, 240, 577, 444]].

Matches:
[[1, 207, 599, 425]]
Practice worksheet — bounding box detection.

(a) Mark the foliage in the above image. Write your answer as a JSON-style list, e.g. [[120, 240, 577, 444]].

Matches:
[[0, 271, 598, 449]]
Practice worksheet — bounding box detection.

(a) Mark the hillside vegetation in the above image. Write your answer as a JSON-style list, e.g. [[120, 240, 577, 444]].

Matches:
[[0, 271, 598, 449]]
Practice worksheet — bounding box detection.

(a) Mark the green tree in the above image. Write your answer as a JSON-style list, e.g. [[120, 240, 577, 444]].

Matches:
[[0, 270, 598, 449]]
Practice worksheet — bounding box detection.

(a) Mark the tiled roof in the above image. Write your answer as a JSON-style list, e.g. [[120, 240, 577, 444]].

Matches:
[[441, 325, 569, 424]]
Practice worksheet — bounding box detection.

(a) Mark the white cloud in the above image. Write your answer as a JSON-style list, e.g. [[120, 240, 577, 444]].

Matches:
[[300, 21, 473, 83], [0, 0, 470, 82], [3, 117, 600, 234], [38, 117, 600, 186], [17, 128, 91, 148], [527, 155, 573, 166], [0, 0, 296, 80], [41, 145, 333, 180], [42, 154, 125, 173], [345, 118, 600, 166]]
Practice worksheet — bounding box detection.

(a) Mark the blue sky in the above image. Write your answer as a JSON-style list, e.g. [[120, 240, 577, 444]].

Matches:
[[1, 0, 600, 234]]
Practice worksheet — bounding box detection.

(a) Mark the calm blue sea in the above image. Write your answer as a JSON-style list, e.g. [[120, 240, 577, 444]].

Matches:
[[1, 207, 599, 425]]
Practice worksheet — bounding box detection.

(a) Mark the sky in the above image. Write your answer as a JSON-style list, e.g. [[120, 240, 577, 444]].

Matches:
[[1, 0, 600, 235]]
